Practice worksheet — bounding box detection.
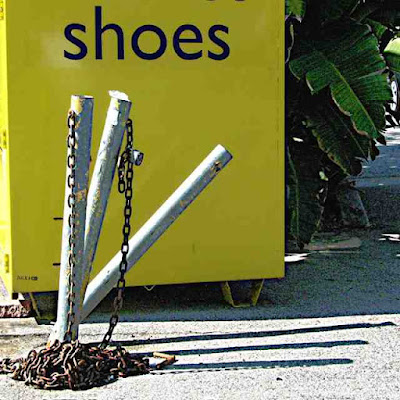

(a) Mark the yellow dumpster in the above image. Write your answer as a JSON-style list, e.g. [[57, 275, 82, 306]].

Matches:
[[0, 1, 284, 297]]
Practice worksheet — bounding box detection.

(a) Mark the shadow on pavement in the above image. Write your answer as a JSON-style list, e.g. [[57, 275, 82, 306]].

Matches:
[[108, 340, 368, 357], [83, 231, 400, 323], [104, 322, 390, 347], [153, 358, 354, 374]]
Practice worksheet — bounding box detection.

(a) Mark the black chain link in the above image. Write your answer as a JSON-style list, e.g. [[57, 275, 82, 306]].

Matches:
[[100, 119, 134, 349], [65, 111, 77, 342]]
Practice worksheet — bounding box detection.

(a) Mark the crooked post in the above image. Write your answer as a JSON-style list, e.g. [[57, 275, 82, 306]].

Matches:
[[80, 91, 132, 305], [80, 144, 233, 321], [53, 95, 93, 342]]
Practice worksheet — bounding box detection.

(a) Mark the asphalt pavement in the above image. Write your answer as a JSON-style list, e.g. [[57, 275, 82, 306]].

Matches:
[[0, 129, 399, 399]]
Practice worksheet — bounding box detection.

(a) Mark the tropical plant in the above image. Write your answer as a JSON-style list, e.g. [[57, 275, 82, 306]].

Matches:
[[286, 0, 400, 248]]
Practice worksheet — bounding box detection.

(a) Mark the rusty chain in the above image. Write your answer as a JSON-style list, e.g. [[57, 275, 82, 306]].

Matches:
[[65, 110, 77, 342], [100, 118, 134, 349], [0, 340, 149, 390], [0, 303, 32, 318], [0, 117, 156, 390]]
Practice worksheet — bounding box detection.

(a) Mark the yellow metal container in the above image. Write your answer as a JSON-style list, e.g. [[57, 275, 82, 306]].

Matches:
[[0, 0, 284, 296]]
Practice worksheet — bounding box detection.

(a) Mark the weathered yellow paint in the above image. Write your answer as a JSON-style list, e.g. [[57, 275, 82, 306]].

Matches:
[[0, 0, 284, 295], [0, 0, 11, 293]]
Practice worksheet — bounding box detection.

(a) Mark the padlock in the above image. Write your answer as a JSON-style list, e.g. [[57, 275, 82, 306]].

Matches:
[[130, 149, 144, 166]]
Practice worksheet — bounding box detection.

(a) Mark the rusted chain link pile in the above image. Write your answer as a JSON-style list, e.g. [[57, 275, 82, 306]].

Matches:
[[0, 302, 32, 318], [0, 340, 149, 390]]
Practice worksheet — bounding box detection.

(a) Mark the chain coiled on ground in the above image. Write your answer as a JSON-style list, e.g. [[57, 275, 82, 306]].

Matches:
[[0, 118, 151, 390], [0, 340, 149, 390]]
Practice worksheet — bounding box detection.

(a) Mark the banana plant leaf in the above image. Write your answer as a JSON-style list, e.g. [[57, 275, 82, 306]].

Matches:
[[305, 99, 372, 176], [289, 20, 391, 139], [365, 18, 389, 40], [352, 0, 400, 28], [384, 38, 400, 73], [285, 0, 306, 20], [318, 0, 360, 25], [368, 2, 400, 29], [351, 2, 380, 22], [288, 137, 328, 248]]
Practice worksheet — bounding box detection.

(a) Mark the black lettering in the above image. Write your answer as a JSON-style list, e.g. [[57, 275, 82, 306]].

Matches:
[[208, 25, 230, 61], [95, 6, 124, 60], [131, 25, 167, 60], [64, 24, 87, 60], [173, 24, 203, 60]]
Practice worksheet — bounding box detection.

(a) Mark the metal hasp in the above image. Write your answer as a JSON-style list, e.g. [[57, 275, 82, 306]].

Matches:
[[80, 145, 233, 321], [80, 91, 132, 307], [53, 95, 93, 342]]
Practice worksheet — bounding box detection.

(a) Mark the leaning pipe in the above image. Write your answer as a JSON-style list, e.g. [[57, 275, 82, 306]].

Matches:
[[53, 95, 94, 342], [80, 144, 233, 321], [80, 91, 132, 304]]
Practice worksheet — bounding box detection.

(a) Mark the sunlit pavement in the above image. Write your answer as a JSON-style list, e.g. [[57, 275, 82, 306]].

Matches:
[[357, 126, 400, 184], [354, 126, 400, 230]]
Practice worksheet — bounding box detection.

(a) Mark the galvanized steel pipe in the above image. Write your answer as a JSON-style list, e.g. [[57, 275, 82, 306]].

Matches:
[[80, 91, 132, 304], [53, 95, 94, 342], [80, 144, 233, 321]]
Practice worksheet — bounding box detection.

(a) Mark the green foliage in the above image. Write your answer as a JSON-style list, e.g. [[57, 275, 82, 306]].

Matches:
[[352, 0, 400, 28], [318, 0, 361, 25], [306, 98, 372, 176], [286, 0, 400, 247], [285, 0, 306, 21], [365, 18, 388, 40], [384, 39, 400, 73], [290, 21, 391, 138], [288, 131, 328, 247]]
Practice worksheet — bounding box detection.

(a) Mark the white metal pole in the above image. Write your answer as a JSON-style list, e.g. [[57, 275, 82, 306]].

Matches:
[[80, 91, 132, 305], [80, 145, 232, 321], [53, 95, 93, 342]]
